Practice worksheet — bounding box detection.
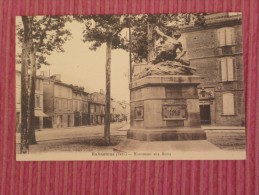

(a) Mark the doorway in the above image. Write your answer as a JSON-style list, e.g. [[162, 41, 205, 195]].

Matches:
[[57, 115, 63, 128], [74, 112, 80, 126], [43, 117, 52, 128], [34, 117, 40, 129], [67, 115, 70, 127], [199, 104, 211, 124]]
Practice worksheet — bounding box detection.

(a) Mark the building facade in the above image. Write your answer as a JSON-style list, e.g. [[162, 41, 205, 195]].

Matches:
[[89, 91, 105, 125], [82, 91, 90, 125], [72, 86, 90, 126], [181, 13, 244, 126], [43, 75, 74, 128], [16, 71, 47, 131]]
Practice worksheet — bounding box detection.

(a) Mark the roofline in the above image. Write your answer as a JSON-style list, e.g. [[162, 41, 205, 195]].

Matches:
[[16, 70, 44, 80], [181, 14, 242, 33]]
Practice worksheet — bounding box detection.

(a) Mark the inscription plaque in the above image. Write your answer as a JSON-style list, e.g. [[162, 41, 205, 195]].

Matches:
[[134, 106, 144, 120], [163, 105, 186, 120]]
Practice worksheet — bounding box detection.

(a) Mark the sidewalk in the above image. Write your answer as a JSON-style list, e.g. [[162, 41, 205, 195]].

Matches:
[[118, 123, 130, 131], [201, 125, 245, 132], [118, 124, 245, 131]]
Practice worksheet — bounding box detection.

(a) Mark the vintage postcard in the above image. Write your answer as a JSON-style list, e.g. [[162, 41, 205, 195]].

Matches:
[[16, 13, 246, 161]]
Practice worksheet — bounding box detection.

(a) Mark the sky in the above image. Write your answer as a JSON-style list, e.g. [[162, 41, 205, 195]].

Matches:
[[17, 19, 131, 102]]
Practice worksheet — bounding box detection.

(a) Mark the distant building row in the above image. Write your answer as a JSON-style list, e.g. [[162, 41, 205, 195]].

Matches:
[[16, 71, 129, 131]]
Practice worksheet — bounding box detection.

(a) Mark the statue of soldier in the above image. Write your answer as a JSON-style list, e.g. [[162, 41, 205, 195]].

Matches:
[[152, 26, 190, 66]]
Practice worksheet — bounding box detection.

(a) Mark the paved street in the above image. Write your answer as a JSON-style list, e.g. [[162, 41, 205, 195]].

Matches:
[[16, 123, 246, 155], [16, 122, 128, 143], [16, 122, 128, 154]]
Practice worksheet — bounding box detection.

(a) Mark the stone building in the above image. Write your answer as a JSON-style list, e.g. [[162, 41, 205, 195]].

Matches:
[[181, 13, 244, 126], [89, 90, 105, 125], [82, 91, 90, 125], [43, 74, 74, 128], [16, 71, 47, 131], [72, 86, 89, 126]]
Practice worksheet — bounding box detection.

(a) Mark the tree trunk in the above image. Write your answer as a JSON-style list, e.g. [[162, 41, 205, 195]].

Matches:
[[147, 23, 155, 63], [104, 39, 112, 145], [28, 53, 37, 144], [21, 44, 29, 153], [20, 16, 33, 153]]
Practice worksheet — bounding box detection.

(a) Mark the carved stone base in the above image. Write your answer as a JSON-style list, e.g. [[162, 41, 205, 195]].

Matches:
[[129, 75, 207, 141]]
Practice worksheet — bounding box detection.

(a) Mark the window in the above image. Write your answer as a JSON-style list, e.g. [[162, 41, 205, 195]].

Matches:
[[217, 27, 235, 47], [222, 93, 235, 115], [58, 99, 62, 110], [68, 100, 72, 111], [63, 99, 67, 110], [35, 95, 40, 108], [85, 103, 88, 112], [90, 105, 94, 114], [59, 86, 62, 96], [220, 58, 235, 81], [35, 79, 41, 91], [82, 102, 84, 112], [74, 101, 79, 111], [16, 88, 21, 104], [66, 100, 70, 110], [16, 112, 20, 124]]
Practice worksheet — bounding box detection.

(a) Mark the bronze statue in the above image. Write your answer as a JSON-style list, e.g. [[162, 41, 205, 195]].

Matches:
[[133, 26, 195, 80], [152, 26, 190, 66]]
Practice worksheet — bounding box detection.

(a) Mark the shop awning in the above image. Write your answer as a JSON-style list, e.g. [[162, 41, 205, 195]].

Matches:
[[34, 110, 48, 117]]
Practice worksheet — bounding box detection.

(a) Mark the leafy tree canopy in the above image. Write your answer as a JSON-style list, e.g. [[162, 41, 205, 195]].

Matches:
[[17, 16, 72, 69], [75, 15, 129, 50], [129, 13, 206, 62]]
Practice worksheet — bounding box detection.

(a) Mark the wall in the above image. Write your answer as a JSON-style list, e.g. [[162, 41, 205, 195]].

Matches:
[[182, 19, 244, 126]]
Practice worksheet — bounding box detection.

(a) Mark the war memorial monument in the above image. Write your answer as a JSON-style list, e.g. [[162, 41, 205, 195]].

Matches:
[[127, 26, 207, 143]]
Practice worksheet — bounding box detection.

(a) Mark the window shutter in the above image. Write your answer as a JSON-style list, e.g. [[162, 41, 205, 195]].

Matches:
[[39, 96, 41, 108], [225, 27, 233, 45], [231, 27, 236, 45], [222, 93, 235, 115], [221, 58, 227, 81], [217, 28, 226, 47], [35, 96, 40, 108], [227, 58, 234, 81]]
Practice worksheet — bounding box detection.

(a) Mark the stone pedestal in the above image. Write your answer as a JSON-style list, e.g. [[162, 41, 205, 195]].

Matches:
[[128, 75, 206, 141]]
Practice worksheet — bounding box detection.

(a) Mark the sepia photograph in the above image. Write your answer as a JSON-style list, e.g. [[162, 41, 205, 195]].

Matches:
[[15, 13, 246, 161]]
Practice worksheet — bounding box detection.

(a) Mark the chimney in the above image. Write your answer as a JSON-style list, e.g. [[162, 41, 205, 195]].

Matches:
[[50, 74, 61, 81]]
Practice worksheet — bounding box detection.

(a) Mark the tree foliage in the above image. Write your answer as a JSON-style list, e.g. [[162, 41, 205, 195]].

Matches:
[[129, 13, 206, 62], [17, 16, 72, 68], [76, 15, 129, 50]]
